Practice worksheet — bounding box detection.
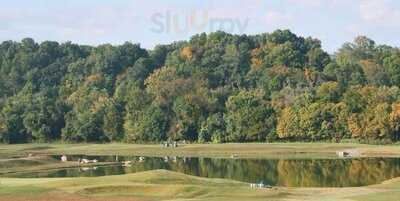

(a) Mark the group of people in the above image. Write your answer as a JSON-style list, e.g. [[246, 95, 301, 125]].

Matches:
[[164, 141, 178, 148], [249, 182, 273, 189]]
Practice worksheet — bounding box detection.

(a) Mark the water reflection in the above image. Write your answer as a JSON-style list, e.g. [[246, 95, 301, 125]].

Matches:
[[5, 156, 400, 187]]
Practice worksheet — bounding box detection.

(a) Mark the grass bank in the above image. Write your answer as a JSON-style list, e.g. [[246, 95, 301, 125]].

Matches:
[[0, 169, 399, 201]]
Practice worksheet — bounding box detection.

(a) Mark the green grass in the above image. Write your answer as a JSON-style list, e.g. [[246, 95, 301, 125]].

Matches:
[[0, 170, 287, 201], [349, 177, 400, 201], [0, 186, 52, 196], [352, 192, 400, 201], [1, 142, 399, 159], [0, 169, 399, 201]]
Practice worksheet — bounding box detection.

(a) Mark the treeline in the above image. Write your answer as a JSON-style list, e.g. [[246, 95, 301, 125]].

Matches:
[[0, 30, 400, 144]]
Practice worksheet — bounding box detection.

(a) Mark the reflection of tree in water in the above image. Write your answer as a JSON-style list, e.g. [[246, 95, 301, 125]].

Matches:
[[276, 158, 400, 187], [159, 157, 400, 187]]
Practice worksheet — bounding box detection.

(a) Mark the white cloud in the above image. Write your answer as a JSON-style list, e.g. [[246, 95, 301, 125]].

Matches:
[[0, 1, 147, 44], [285, 0, 347, 8], [286, 0, 322, 7], [360, 0, 400, 27]]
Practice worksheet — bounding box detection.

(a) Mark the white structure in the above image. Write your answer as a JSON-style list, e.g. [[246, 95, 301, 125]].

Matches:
[[336, 149, 360, 158], [250, 182, 269, 189], [164, 156, 169, 162], [61, 155, 68, 162], [80, 158, 98, 164], [123, 161, 132, 167], [81, 166, 98, 171]]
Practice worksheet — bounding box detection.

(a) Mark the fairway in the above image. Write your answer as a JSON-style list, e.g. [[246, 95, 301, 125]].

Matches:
[[0, 167, 400, 201]]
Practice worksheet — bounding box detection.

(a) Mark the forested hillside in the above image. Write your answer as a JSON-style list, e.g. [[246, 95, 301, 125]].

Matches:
[[1, 30, 400, 144]]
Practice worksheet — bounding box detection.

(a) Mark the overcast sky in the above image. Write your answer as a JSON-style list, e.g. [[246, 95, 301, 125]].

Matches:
[[1, 0, 399, 53]]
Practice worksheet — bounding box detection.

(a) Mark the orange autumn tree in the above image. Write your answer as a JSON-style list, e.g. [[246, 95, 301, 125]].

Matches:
[[390, 102, 400, 141], [180, 46, 193, 61], [346, 86, 400, 141]]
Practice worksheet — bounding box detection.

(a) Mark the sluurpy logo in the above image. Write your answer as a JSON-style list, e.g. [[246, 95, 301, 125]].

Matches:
[[150, 9, 250, 34]]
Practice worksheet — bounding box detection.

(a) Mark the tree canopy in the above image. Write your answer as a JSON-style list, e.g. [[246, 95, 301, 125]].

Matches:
[[1, 30, 400, 144]]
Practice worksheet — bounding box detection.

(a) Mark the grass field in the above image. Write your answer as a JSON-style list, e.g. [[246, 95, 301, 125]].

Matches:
[[1, 142, 400, 158], [0, 143, 399, 201], [0, 169, 399, 201]]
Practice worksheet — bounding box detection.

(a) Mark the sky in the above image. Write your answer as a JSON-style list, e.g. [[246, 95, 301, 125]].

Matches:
[[0, 0, 399, 53]]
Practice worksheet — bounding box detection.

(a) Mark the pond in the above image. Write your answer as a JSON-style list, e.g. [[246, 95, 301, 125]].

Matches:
[[3, 155, 400, 187]]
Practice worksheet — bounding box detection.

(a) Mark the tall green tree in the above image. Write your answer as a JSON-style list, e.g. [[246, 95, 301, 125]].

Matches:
[[225, 90, 276, 142]]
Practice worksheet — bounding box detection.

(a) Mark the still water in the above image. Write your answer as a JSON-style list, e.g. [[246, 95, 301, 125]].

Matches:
[[5, 155, 400, 187]]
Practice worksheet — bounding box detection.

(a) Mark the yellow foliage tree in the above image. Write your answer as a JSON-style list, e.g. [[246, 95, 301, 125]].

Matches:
[[304, 68, 318, 87], [85, 74, 103, 85], [277, 107, 298, 138], [364, 103, 391, 138], [180, 46, 193, 61], [347, 114, 363, 138], [316, 81, 340, 102], [250, 47, 263, 70], [390, 102, 400, 136], [0, 117, 6, 134]]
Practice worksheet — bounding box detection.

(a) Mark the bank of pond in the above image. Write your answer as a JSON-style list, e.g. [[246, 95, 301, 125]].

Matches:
[[1, 155, 400, 188]]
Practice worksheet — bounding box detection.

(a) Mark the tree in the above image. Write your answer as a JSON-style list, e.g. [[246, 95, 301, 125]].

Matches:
[[336, 36, 376, 62], [62, 81, 120, 142], [390, 102, 400, 141], [360, 60, 390, 86], [123, 87, 168, 142], [0, 84, 36, 143], [199, 113, 226, 143], [145, 67, 188, 106], [225, 90, 276, 142], [384, 52, 400, 86], [1, 97, 29, 143], [172, 92, 210, 141], [102, 102, 123, 141], [307, 46, 331, 71], [0, 115, 7, 142], [316, 81, 341, 102], [276, 107, 299, 139], [1, 31, 400, 144], [124, 104, 168, 142], [23, 92, 64, 142]]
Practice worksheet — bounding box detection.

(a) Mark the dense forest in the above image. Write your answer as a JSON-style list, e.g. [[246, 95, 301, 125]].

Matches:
[[1, 30, 400, 144]]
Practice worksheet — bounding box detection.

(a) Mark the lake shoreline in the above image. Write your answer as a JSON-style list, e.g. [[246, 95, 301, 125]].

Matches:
[[1, 142, 399, 159]]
